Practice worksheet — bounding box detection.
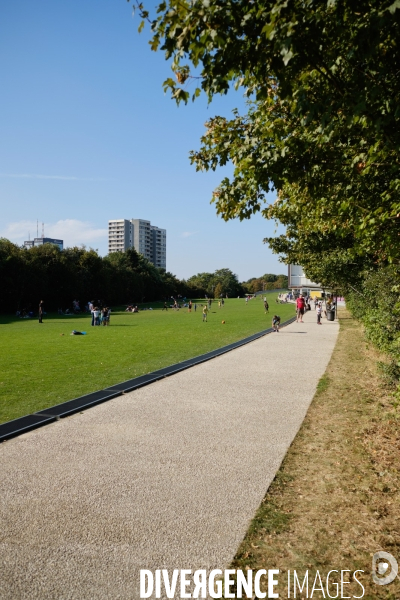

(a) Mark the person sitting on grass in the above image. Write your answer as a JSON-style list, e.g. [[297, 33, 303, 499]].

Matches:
[[272, 315, 281, 332]]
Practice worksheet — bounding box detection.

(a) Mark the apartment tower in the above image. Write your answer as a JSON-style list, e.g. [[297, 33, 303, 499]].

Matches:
[[108, 219, 166, 269]]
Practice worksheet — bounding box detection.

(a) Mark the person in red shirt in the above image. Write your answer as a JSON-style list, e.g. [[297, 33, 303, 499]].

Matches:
[[296, 294, 306, 323]]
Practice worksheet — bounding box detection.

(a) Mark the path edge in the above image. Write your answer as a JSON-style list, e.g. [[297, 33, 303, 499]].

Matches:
[[0, 316, 296, 443]]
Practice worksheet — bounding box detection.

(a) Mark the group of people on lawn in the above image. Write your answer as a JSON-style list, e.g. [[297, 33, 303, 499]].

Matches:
[[88, 301, 111, 326]]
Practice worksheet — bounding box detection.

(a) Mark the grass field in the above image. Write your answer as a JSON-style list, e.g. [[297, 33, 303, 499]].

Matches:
[[0, 293, 294, 424]]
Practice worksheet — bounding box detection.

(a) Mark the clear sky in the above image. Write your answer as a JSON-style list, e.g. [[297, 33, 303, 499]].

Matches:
[[0, 0, 286, 281]]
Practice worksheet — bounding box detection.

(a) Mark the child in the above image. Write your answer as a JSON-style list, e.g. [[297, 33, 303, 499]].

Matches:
[[317, 302, 322, 325], [272, 315, 281, 332], [202, 305, 208, 322]]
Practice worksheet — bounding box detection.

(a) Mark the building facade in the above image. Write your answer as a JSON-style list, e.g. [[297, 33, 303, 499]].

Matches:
[[23, 237, 64, 251], [108, 219, 166, 269], [288, 264, 321, 297]]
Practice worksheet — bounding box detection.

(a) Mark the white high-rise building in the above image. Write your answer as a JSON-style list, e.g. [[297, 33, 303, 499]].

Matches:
[[108, 219, 166, 269]]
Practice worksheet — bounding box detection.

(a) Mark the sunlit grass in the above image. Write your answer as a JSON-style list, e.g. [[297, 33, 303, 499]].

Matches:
[[0, 294, 294, 423]]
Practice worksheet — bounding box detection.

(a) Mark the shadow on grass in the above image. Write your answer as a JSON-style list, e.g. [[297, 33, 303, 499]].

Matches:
[[107, 324, 138, 327]]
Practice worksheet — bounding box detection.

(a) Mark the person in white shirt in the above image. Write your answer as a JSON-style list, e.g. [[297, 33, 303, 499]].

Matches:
[[93, 307, 100, 326]]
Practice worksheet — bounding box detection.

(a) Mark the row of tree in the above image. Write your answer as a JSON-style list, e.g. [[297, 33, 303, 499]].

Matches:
[[0, 240, 197, 313], [186, 268, 245, 298], [0, 239, 263, 312], [242, 274, 288, 294]]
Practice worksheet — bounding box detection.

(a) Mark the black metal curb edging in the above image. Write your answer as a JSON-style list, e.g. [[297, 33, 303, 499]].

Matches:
[[0, 316, 297, 442]]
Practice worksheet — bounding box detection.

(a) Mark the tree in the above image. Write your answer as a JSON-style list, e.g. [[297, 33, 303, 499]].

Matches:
[[187, 268, 244, 296], [214, 282, 223, 299], [0, 238, 27, 312], [186, 272, 215, 295], [133, 0, 400, 269]]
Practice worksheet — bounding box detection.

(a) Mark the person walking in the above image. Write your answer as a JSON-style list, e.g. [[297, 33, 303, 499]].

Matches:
[[296, 295, 306, 323], [264, 299, 269, 313], [317, 302, 322, 325], [202, 304, 208, 322], [38, 300, 44, 323]]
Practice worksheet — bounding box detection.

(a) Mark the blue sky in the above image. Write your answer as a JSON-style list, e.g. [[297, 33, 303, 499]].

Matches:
[[0, 0, 286, 281]]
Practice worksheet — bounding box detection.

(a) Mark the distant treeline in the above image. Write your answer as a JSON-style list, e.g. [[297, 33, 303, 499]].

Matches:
[[0, 240, 201, 313], [242, 273, 288, 293]]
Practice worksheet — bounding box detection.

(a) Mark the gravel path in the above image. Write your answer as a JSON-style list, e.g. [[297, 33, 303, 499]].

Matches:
[[0, 308, 338, 599]]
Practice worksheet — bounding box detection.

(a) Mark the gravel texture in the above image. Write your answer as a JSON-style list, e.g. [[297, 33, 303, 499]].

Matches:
[[0, 309, 338, 599]]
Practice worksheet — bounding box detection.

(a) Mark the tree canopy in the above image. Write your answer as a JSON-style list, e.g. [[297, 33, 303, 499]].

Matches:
[[133, 0, 400, 281], [186, 268, 244, 296]]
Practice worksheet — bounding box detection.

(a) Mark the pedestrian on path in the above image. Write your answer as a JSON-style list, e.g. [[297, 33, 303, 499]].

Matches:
[[296, 295, 305, 323], [272, 315, 281, 332], [317, 302, 322, 325], [202, 305, 208, 322]]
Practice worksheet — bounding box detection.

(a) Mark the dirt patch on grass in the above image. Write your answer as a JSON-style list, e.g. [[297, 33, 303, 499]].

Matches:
[[230, 309, 400, 598]]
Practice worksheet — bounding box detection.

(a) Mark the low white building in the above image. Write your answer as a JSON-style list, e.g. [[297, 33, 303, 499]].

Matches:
[[288, 265, 322, 297]]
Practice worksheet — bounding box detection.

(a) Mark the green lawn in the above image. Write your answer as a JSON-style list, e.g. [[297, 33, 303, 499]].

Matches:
[[0, 294, 295, 423]]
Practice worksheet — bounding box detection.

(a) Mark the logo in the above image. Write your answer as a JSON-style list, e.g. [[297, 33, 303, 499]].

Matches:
[[372, 551, 398, 586]]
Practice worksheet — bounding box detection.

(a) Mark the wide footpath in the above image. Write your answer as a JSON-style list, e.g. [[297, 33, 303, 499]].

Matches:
[[0, 308, 339, 599]]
